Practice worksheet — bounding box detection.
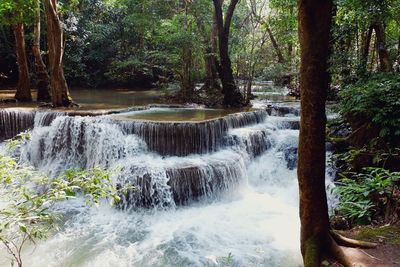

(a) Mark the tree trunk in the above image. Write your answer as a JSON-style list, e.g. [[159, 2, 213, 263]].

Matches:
[[370, 35, 377, 71], [13, 23, 32, 102], [266, 26, 285, 64], [44, 0, 73, 107], [298, 0, 335, 265], [373, 22, 392, 72], [203, 45, 221, 94], [203, 17, 221, 94], [359, 26, 373, 73], [297, 1, 378, 266], [213, 0, 245, 107], [194, 10, 221, 96], [33, 0, 51, 102]]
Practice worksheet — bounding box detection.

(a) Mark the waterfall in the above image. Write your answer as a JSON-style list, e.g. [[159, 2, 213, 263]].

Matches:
[[118, 110, 267, 156], [0, 108, 35, 141], [0, 105, 313, 267], [15, 108, 283, 209]]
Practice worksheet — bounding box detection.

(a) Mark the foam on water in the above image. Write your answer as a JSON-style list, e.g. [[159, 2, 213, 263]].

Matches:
[[0, 107, 333, 267]]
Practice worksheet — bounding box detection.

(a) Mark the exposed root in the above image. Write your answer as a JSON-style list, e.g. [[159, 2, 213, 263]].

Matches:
[[326, 234, 353, 267], [303, 231, 379, 267], [330, 230, 378, 248]]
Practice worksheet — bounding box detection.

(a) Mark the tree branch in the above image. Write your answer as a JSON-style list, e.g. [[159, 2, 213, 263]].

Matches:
[[224, 0, 239, 36]]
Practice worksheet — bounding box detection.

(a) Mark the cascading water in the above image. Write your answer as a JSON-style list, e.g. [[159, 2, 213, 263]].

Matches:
[[0, 108, 35, 141], [0, 106, 332, 267]]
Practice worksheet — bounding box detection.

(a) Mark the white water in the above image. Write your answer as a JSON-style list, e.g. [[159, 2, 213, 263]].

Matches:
[[0, 109, 333, 267]]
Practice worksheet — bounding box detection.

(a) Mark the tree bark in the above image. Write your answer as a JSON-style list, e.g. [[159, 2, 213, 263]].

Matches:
[[373, 22, 392, 72], [44, 0, 73, 107], [13, 23, 32, 102], [33, 0, 51, 102], [298, 0, 333, 265], [213, 0, 245, 107]]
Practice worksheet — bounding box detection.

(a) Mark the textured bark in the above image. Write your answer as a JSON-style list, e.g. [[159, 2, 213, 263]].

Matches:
[[33, 0, 51, 102], [297, 0, 332, 265], [13, 23, 32, 102], [213, 0, 245, 107], [373, 22, 393, 72], [44, 0, 73, 107]]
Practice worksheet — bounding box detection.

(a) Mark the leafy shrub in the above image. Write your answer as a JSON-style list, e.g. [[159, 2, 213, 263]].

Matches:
[[338, 74, 400, 141], [334, 167, 400, 225], [0, 135, 126, 267]]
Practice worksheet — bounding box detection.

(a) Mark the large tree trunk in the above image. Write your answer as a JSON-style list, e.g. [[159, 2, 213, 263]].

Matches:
[[298, 1, 377, 266], [44, 0, 73, 107], [213, 0, 245, 107], [373, 22, 393, 72], [298, 0, 339, 265], [13, 23, 32, 102], [33, 0, 51, 102]]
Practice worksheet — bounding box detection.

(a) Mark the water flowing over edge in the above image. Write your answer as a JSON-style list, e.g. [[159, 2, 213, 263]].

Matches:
[[0, 105, 337, 267]]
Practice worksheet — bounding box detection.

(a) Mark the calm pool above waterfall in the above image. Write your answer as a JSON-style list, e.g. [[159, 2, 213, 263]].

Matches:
[[113, 108, 253, 122]]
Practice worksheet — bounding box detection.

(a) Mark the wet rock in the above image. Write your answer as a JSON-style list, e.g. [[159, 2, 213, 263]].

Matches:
[[284, 147, 298, 170], [265, 105, 300, 116]]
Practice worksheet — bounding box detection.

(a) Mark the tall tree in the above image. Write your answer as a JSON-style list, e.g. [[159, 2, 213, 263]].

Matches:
[[13, 23, 32, 101], [212, 0, 245, 107], [45, 0, 73, 107], [33, 0, 51, 102], [0, 0, 35, 101], [373, 22, 393, 72], [297, 0, 376, 266], [193, 1, 221, 97]]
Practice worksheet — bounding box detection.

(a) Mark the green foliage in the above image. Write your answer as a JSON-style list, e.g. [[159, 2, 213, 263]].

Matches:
[[262, 63, 292, 81], [0, 135, 126, 266], [338, 74, 400, 141], [219, 252, 235, 267], [0, 0, 36, 25], [334, 167, 400, 224]]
